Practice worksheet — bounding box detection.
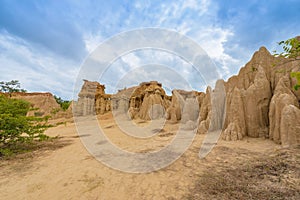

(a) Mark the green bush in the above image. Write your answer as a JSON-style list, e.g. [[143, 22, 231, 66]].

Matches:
[[54, 95, 71, 111], [0, 95, 51, 156]]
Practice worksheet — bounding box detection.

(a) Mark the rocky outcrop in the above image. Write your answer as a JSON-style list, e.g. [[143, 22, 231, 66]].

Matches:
[[75, 80, 111, 116], [172, 90, 200, 130], [269, 76, 299, 144], [197, 87, 211, 134], [221, 44, 300, 147], [222, 47, 274, 140], [9, 92, 61, 117], [112, 86, 136, 117], [208, 80, 226, 131], [114, 81, 171, 120], [166, 90, 200, 123], [243, 66, 271, 138], [137, 81, 170, 120], [280, 105, 300, 146], [4, 92, 73, 119], [75, 80, 169, 119], [222, 87, 245, 141], [73, 42, 300, 147]]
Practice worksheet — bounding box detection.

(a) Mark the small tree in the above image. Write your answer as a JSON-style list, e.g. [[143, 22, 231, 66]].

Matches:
[[0, 80, 27, 93], [0, 95, 51, 156], [274, 37, 300, 90]]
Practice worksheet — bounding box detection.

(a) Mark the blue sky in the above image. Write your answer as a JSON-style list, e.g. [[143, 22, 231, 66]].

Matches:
[[0, 0, 299, 99]]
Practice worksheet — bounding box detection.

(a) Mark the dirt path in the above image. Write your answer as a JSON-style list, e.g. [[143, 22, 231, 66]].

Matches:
[[0, 115, 281, 200]]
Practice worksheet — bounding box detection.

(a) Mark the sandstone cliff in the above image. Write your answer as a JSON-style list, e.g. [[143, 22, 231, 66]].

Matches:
[[5, 92, 73, 119], [74, 80, 111, 116], [9, 92, 61, 116], [221, 47, 300, 146], [112, 81, 171, 120], [75, 46, 300, 147]]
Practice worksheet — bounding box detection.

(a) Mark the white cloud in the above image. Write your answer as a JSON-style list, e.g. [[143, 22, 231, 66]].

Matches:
[[176, 22, 191, 35], [83, 32, 104, 53], [0, 0, 249, 98], [126, 0, 237, 80], [121, 52, 142, 69], [0, 31, 79, 99], [182, 0, 210, 14], [188, 27, 241, 79], [96, 48, 208, 93]]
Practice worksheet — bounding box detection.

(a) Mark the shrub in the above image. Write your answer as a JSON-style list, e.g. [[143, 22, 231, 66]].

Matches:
[[0, 95, 51, 156], [54, 95, 71, 111]]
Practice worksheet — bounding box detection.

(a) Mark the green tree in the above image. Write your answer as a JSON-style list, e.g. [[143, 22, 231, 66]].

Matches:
[[275, 37, 300, 59], [274, 37, 300, 90], [0, 95, 51, 156], [0, 80, 27, 93], [54, 95, 71, 111]]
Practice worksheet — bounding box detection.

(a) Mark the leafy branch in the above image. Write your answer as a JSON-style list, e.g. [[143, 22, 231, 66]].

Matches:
[[274, 37, 300, 59], [273, 37, 300, 90], [0, 80, 27, 93]]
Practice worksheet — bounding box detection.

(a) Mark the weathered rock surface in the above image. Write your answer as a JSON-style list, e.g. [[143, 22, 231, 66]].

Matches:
[[269, 76, 299, 144], [74, 40, 300, 146], [221, 44, 300, 146], [222, 87, 245, 140], [9, 92, 61, 116], [165, 90, 184, 123], [208, 79, 226, 132], [75, 80, 111, 116], [112, 81, 171, 120], [168, 90, 200, 123], [243, 66, 271, 138], [112, 86, 136, 117], [222, 47, 274, 140], [4, 92, 73, 119], [280, 105, 300, 146], [197, 87, 211, 134], [170, 90, 200, 130], [138, 82, 169, 120]]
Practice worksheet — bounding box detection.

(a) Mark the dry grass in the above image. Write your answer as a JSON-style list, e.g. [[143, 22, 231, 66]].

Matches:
[[0, 138, 72, 164], [187, 146, 300, 200]]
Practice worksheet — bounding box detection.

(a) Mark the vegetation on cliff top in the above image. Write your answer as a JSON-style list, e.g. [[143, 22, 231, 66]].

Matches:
[[54, 95, 71, 111], [0, 80, 27, 93], [274, 37, 300, 90]]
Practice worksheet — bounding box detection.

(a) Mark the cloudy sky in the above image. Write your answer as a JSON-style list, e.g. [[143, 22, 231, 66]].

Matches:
[[0, 0, 299, 99]]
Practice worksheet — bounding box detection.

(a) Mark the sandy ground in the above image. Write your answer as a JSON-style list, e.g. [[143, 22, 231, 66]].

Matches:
[[0, 113, 283, 200]]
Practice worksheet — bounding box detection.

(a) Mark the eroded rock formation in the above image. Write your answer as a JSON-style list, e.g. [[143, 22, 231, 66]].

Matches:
[[112, 81, 171, 120], [197, 87, 212, 134], [75, 80, 111, 116], [75, 43, 300, 147], [9, 92, 61, 116], [166, 90, 200, 123], [171, 90, 200, 130], [4, 92, 73, 119], [221, 46, 300, 146]]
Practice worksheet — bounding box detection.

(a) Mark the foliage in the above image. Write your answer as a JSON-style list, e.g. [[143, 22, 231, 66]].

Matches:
[[54, 95, 71, 111], [274, 37, 300, 59], [0, 80, 27, 93], [291, 72, 300, 90], [273, 37, 300, 90], [0, 95, 51, 156]]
